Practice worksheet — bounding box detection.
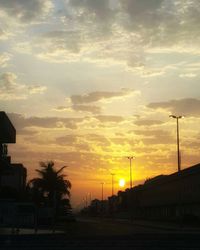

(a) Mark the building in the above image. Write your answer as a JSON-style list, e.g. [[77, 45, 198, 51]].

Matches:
[[0, 163, 27, 192], [0, 111, 27, 195], [0, 111, 16, 144], [134, 163, 200, 220], [106, 163, 200, 221]]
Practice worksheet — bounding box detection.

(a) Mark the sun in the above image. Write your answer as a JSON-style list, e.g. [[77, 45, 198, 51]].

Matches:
[[119, 179, 125, 187]]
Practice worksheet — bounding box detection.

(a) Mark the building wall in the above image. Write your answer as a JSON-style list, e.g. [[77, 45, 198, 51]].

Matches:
[[0, 163, 27, 192], [132, 164, 200, 220]]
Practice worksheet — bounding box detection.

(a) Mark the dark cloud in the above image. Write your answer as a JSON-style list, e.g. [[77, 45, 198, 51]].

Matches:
[[12, 0, 200, 72], [134, 129, 174, 145], [11, 0, 200, 68], [95, 115, 124, 123], [7, 113, 83, 131], [0, 0, 52, 22], [184, 139, 200, 149], [118, 0, 200, 49], [54, 106, 69, 112], [54, 104, 101, 114], [75, 143, 91, 152], [86, 134, 110, 147], [69, 0, 114, 23], [56, 135, 77, 146], [148, 98, 200, 117], [119, 0, 164, 26], [17, 129, 39, 136], [134, 129, 170, 137], [9, 149, 100, 169], [71, 89, 132, 104], [71, 104, 101, 114], [134, 119, 165, 126]]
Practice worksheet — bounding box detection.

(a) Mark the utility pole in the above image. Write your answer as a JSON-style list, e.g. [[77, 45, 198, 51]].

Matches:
[[127, 156, 134, 188], [169, 115, 184, 172], [111, 173, 115, 196]]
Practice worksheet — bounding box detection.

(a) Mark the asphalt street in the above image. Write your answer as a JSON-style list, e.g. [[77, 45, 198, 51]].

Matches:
[[1, 217, 200, 250]]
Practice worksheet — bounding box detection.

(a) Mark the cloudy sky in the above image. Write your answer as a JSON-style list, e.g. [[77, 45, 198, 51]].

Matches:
[[1, 0, 200, 208]]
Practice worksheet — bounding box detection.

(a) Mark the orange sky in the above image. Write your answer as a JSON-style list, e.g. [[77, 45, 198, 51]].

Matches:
[[1, 0, 200, 208]]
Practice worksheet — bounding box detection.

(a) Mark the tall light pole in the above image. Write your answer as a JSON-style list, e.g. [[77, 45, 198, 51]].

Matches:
[[127, 156, 134, 189], [169, 115, 183, 172], [110, 173, 115, 196], [88, 192, 92, 205]]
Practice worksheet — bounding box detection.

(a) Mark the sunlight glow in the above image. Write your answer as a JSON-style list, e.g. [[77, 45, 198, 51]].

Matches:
[[119, 179, 125, 187]]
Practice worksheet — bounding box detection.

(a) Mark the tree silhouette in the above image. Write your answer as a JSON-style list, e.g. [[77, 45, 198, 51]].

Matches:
[[28, 161, 71, 208]]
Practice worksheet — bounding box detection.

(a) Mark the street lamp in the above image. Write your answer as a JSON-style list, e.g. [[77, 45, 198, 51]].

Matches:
[[110, 173, 115, 196], [127, 156, 134, 189], [88, 192, 92, 205], [169, 115, 184, 172]]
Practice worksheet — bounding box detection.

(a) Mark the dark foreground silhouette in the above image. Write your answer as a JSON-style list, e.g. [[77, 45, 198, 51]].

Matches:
[[1, 218, 200, 249]]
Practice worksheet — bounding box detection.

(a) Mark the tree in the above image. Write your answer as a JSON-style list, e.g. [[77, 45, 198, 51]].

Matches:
[[28, 161, 71, 207]]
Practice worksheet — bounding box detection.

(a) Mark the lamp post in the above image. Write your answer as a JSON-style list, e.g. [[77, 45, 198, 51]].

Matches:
[[110, 173, 115, 196], [88, 192, 92, 205], [127, 156, 134, 188], [169, 115, 183, 172]]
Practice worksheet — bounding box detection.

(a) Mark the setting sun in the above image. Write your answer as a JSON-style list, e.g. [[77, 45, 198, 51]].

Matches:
[[119, 179, 125, 187]]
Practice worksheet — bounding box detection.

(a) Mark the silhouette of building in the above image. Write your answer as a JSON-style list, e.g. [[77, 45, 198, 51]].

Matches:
[[0, 163, 27, 192], [0, 112, 31, 228], [0, 112, 27, 195], [133, 163, 200, 220], [106, 163, 200, 221], [0, 112, 16, 144]]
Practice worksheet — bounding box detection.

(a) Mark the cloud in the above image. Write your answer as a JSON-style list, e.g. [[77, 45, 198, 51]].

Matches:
[[119, 0, 164, 27], [10, 0, 200, 72], [0, 72, 47, 100], [54, 104, 101, 114], [56, 135, 78, 146], [7, 113, 83, 130], [0, 53, 11, 67], [85, 134, 111, 147], [134, 119, 165, 126], [28, 85, 47, 94], [71, 89, 134, 104], [66, 0, 200, 54], [17, 129, 39, 136], [179, 73, 197, 78], [148, 98, 200, 117], [54, 89, 136, 115], [134, 129, 170, 137], [134, 129, 174, 145], [185, 140, 200, 149], [0, 0, 53, 23], [71, 104, 101, 114], [94, 115, 124, 123], [0, 28, 7, 40], [142, 136, 174, 145], [38, 30, 82, 54], [69, 0, 113, 22], [53, 106, 70, 112]]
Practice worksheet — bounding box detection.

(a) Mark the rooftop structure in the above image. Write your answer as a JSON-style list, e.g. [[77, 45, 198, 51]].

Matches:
[[0, 111, 16, 144]]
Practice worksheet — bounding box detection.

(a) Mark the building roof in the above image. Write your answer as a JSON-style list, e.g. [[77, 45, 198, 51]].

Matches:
[[142, 163, 200, 189], [0, 112, 16, 143]]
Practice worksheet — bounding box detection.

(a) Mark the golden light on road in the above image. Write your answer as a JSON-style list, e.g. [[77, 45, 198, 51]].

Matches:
[[119, 179, 125, 187]]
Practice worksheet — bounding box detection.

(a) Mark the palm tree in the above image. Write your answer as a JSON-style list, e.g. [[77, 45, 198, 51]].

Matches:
[[28, 161, 71, 207]]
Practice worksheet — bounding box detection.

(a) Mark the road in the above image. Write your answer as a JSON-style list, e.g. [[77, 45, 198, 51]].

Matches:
[[1, 217, 200, 249]]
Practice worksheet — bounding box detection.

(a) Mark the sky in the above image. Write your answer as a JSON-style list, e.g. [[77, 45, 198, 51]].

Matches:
[[0, 0, 200, 209]]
